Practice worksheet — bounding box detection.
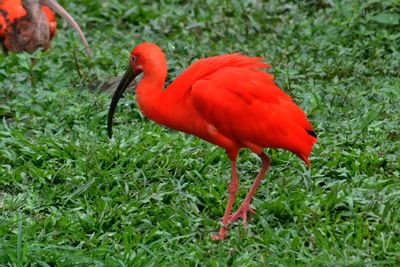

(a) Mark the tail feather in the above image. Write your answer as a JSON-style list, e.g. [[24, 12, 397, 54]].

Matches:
[[297, 153, 311, 167]]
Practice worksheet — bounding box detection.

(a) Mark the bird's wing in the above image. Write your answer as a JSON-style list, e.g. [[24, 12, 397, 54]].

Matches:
[[0, 8, 6, 36], [0, 1, 26, 23], [191, 66, 316, 164]]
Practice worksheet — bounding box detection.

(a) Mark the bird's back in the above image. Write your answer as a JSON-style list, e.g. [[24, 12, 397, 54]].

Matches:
[[169, 53, 270, 91]]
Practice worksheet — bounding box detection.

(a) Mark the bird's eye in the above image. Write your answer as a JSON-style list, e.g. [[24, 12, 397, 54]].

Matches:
[[130, 56, 137, 63]]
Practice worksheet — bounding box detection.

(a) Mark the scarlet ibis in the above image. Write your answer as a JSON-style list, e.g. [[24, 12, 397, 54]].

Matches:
[[0, 0, 91, 55], [107, 43, 317, 240]]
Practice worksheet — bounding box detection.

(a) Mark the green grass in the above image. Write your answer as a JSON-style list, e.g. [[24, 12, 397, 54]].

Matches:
[[1, 0, 399, 265]]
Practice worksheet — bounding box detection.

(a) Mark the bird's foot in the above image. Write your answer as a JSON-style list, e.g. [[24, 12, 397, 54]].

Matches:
[[211, 227, 227, 241], [229, 203, 256, 223]]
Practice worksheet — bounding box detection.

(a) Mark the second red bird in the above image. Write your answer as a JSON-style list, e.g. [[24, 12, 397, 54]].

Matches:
[[0, 0, 90, 54]]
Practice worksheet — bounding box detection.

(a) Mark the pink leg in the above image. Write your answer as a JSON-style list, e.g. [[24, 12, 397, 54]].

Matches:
[[229, 153, 270, 224], [211, 160, 239, 240]]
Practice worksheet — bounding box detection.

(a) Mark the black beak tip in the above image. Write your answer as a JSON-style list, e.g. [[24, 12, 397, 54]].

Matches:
[[107, 120, 113, 139]]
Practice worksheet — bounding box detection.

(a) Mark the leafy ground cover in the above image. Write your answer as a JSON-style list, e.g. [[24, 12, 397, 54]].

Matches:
[[1, 0, 399, 265]]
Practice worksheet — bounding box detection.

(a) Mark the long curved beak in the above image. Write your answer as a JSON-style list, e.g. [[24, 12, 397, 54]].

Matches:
[[39, 0, 92, 56], [107, 67, 138, 138]]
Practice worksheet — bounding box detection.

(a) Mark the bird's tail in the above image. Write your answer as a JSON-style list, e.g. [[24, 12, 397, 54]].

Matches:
[[296, 129, 317, 167]]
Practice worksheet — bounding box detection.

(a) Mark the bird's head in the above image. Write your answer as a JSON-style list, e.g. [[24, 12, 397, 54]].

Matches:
[[129, 43, 167, 75], [107, 43, 167, 138], [1, 0, 91, 55]]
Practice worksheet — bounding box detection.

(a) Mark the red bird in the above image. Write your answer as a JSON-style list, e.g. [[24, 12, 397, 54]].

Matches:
[[0, 0, 91, 54], [108, 43, 317, 240]]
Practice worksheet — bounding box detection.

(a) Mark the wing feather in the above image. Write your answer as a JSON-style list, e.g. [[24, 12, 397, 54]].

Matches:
[[191, 67, 316, 163], [168, 53, 270, 92]]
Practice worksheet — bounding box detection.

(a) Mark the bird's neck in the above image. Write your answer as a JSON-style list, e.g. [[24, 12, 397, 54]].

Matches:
[[135, 73, 171, 127]]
